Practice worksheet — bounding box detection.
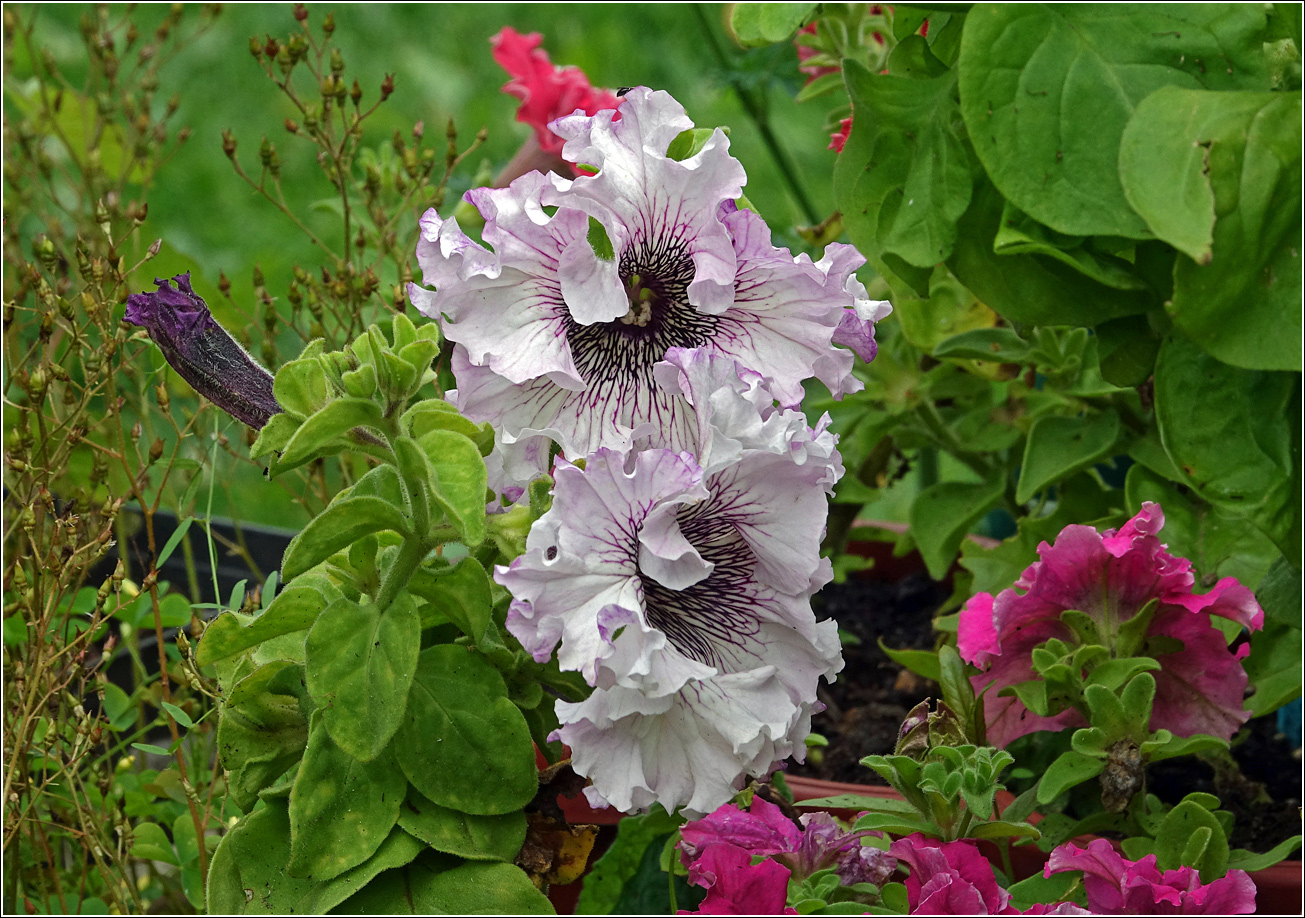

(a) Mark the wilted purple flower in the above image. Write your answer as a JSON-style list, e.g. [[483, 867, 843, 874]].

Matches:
[[409, 87, 886, 490], [125, 273, 280, 430], [680, 797, 895, 897], [497, 355, 844, 815], [1044, 839, 1255, 914]]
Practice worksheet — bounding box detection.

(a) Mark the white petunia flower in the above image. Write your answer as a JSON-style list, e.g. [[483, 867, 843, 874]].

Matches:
[[408, 87, 885, 493], [497, 352, 844, 816]]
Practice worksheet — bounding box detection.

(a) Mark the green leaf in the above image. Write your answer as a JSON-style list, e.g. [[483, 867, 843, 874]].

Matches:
[[908, 476, 1005, 579], [205, 801, 422, 914], [281, 495, 413, 582], [1256, 556, 1303, 629], [834, 60, 974, 282], [993, 203, 1149, 291], [197, 585, 329, 666], [896, 270, 997, 353], [959, 4, 1269, 238], [418, 430, 488, 546], [276, 398, 385, 471], [729, 2, 817, 47], [398, 786, 526, 862], [1095, 315, 1161, 388], [1227, 834, 1303, 871], [1153, 336, 1295, 556], [394, 645, 537, 815], [932, 327, 1032, 363], [402, 400, 491, 452], [948, 180, 1155, 326], [878, 640, 941, 682], [251, 413, 300, 460], [273, 357, 331, 419], [968, 820, 1040, 840], [101, 683, 136, 732], [796, 795, 920, 815], [130, 822, 178, 865], [217, 664, 310, 811], [1243, 622, 1303, 717], [576, 808, 683, 914], [408, 557, 493, 641], [132, 742, 172, 756], [1016, 410, 1121, 503], [339, 855, 555, 915], [1153, 799, 1229, 882], [1120, 87, 1302, 371], [157, 518, 193, 568], [1037, 751, 1104, 804], [288, 713, 406, 881], [305, 595, 421, 762], [1007, 871, 1082, 912], [161, 701, 193, 729]]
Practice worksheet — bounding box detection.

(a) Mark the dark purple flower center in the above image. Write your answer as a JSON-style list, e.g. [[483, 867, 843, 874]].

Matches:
[[640, 491, 763, 668], [565, 235, 719, 388]]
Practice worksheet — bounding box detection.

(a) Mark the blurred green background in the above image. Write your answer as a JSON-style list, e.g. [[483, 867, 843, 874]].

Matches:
[[9, 3, 853, 528]]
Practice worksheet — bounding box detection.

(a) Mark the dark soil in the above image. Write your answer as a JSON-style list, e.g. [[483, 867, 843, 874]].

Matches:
[[793, 554, 1304, 853]]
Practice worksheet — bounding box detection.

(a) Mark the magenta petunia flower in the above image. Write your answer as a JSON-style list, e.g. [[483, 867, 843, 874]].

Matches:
[[124, 273, 280, 430], [680, 796, 896, 889], [489, 27, 622, 159], [958, 503, 1264, 748], [681, 841, 797, 915], [892, 834, 1090, 915], [1044, 839, 1256, 914], [496, 354, 844, 815], [409, 87, 886, 492]]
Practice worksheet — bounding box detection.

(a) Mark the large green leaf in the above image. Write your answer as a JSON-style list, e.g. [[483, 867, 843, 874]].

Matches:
[[332, 854, 554, 915], [282, 496, 412, 582], [947, 181, 1156, 326], [575, 809, 683, 914], [835, 59, 973, 285], [909, 475, 1006, 579], [394, 645, 537, 815], [197, 585, 329, 666], [1153, 336, 1296, 555], [1016, 410, 1121, 503], [305, 596, 421, 762], [992, 203, 1149, 291], [1121, 88, 1302, 371], [287, 713, 407, 881], [398, 786, 526, 862], [206, 802, 422, 914], [959, 4, 1270, 237]]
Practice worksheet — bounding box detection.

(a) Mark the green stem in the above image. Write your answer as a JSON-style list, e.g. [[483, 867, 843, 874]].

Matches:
[[691, 3, 820, 225], [374, 536, 428, 612]]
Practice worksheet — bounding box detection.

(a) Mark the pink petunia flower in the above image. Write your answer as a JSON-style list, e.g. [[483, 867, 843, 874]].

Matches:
[[681, 842, 797, 915], [958, 503, 1264, 748], [828, 116, 853, 153], [490, 27, 623, 158], [891, 834, 1090, 915], [1044, 839, 1256, 914]]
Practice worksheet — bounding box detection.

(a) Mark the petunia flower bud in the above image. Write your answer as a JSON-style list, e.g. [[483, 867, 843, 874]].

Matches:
[[124, 273, 280, 430]]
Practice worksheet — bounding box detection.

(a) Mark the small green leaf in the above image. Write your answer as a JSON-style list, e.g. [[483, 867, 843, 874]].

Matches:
[[277, 398, 385, 471], [418, 429, 488, 546], [1227, 835, 1303, 871], [273, 357, 331, 419], [161, 701, 193, 729], [281, 495, 413, 582], [132, 743, 172, 756], [251, 413, 301, 460], [101, 683, 136, 732], [130, 822, 178, 865], [1037, 751, 1104, 804], [729, 2, 816, 47], [877, 640, 941, 682], [408, 558, 493, 642], [157, 518, 193, 568], [1153, 800, 1229, 882]]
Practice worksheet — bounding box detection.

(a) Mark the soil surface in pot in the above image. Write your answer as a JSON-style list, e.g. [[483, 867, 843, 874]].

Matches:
[[792, 566, 1303, 852]]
